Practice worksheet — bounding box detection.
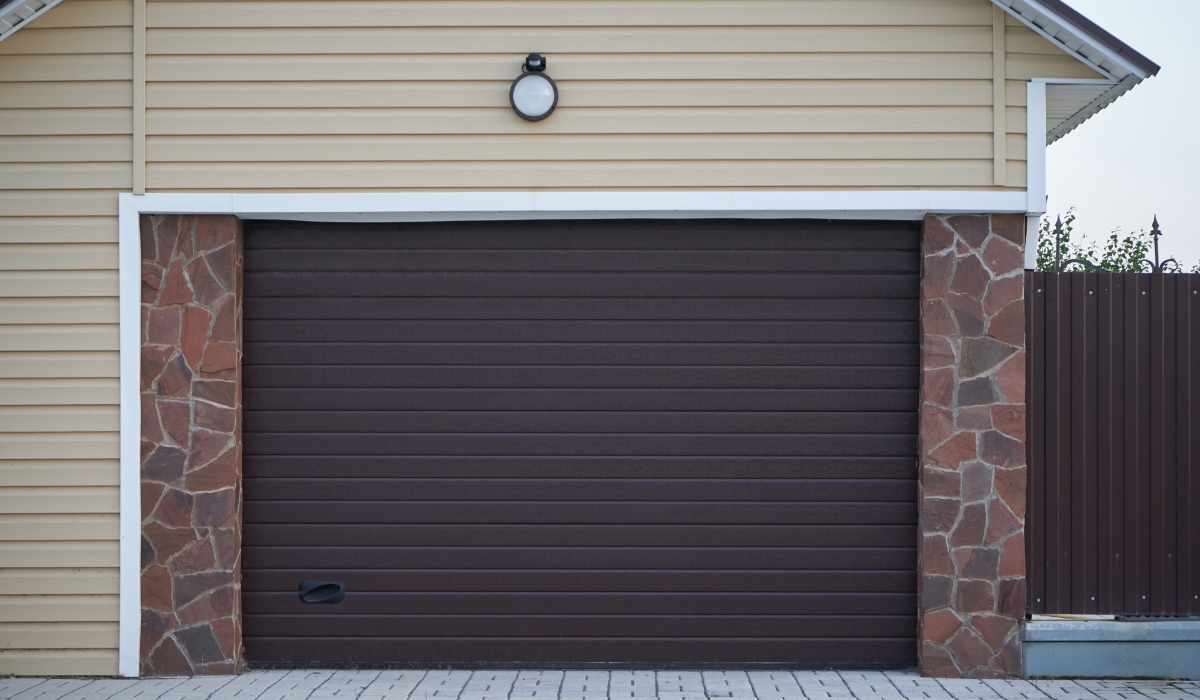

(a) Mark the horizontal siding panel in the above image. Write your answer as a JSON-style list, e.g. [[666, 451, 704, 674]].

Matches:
[[0, 353, 119, 379], [0, 192, 118, 218], [25, 0, 130, 29], [0, 487, 119, 515], [0, 136, 132, 163], [0, 219, 118, 244], [149, 134, 997, 163], [145, 106, 993, 136], [0, 27, 132, 55], [0, 109, 133, 136], [0, 570, 118, 596], [0, 649, 116, 676], [146, 79, 997, 109], [1007, 52, 1103, 80], [0, 55, 132, 82], [0, 326, 118, 352], [148, 159, 995, 190], [0, 542, 118, 567], [0, 623, 116, 650], [0, 433, 119, 460], [146, 53, 994, 82], [0, 299, 118, 324], [0, 462, 118, 488], [0, 81, 132, 108], [0, 514, 118, 541], [1005, 159, 1027, 189], [0, 379, 119, 406], [146, 1, 993, 28], [0, 245, 119, 271], [146, 26, 992, 55], [0, 271, 118, 298], [0, 407, 118, 433], [0, 595, 118, 622], [0, 164, 130, 190]]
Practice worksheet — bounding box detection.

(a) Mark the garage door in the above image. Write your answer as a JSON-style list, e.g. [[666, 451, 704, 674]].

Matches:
[[241, 219, 919, 665]]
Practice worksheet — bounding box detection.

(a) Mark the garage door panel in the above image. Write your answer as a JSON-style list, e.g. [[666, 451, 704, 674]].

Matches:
[[244, 365, 918, 388], [245, 272, 919, 299], [241, 218, 918, 664], [245, 346, 918, 369], [244, 615, 917, 639], [241, 432, 917, 457], [242, 389, 920, 412], [246, 220, 919, 252], [243, 570, 917, 594], [244, 320, 919, 344], [245, 297, 918, 322], [243, 456, 916, 480], [240, 546, 916, 571], [245, 638, 917, 665], [242, 501, 917, 525], [242, 478, 916, 503], [243, 410, 918, 435], [243, 592, 917, 616], [243, 524, 917, 548], [246, 249, 921, 274]]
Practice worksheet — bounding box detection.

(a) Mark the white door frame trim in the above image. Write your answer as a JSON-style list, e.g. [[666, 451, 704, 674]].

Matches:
[[116, 188, 1031, 676]]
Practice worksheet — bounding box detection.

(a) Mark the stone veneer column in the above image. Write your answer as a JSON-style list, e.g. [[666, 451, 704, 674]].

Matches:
[[139, 215, 244, 675], [918, 215, 1027, 677]]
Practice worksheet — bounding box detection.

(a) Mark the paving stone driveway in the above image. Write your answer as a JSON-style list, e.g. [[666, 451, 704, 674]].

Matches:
[[4, 671, 1199, 700]]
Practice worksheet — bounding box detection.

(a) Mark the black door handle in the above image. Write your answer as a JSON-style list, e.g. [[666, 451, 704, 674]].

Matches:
[[298, 581, 345, 604]]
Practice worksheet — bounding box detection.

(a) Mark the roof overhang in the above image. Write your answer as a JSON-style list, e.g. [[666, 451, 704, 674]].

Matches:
[[991, 0, 1160, 144], [0, 0, 64, 44]]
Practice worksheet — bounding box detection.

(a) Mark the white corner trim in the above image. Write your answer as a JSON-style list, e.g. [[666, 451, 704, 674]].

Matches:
[[114, 187, 1031, 676], [117, 195, 142, 678], [1026, 82, 1048, 216]]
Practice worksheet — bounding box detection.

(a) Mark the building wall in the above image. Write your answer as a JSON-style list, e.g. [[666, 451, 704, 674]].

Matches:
[[0, 0, 132, 676], [0, 0, 1102, 677]]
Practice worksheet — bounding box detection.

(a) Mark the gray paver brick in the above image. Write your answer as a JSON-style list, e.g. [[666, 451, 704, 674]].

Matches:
[[2, 671, 1197, 700]]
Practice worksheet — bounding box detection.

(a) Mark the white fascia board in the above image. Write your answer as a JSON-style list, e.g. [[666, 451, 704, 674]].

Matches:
[[991, 0, 1150, 81], [124, 190, 1032, 222], [115, 186, 1032, 674]]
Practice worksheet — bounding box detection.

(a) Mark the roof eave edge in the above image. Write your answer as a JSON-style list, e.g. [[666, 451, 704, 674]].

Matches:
[[990, 0, 1155, 82], [0, 0, 66, 44]]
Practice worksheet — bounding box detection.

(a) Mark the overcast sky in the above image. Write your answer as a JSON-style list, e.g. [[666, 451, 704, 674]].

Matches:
[[1044, 0, 1199, 267]]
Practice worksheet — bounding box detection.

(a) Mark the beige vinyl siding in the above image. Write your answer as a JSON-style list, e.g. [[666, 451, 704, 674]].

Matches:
[[0, 0, 130, 677], [141, 0, 1095, 193]]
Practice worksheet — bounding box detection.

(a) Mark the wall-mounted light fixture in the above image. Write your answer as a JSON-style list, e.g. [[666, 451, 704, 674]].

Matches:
[[510, 53, 558, 122]]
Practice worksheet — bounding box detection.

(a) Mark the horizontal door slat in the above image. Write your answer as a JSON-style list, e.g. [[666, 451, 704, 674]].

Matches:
[[241, 524, 917, 548], [241, 478, 917, 502]]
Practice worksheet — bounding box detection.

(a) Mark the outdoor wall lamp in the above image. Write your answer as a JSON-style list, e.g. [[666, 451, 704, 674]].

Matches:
[[510, 53, 558, 121]]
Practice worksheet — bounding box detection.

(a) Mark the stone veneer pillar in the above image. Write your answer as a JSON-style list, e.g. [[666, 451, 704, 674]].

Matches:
[[139, 215, 244, 675], [918, 214, 1028, 677]]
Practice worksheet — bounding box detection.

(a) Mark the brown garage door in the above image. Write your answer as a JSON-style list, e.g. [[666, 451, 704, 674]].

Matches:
[[241, 219, 919, 665]]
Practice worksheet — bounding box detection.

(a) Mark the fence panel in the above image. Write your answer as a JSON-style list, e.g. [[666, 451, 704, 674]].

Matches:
[[1026, 271, 1200, 616]]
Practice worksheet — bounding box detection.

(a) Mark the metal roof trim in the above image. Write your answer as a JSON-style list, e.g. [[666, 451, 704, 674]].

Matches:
[[0, 0, 65, 44], [992, 0, 1160, 81]]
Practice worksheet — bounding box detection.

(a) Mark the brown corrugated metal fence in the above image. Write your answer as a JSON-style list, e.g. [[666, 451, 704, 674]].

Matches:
[[1026, 271, 1200, 617]]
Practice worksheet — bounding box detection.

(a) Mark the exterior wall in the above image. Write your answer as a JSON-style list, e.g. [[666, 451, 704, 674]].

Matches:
[[139, 215, 243, 675], [0, 0, 1107, 678], [141, 0, 1101, 193], [0, 0, 132, 676], [917, 215, 1027, 677]]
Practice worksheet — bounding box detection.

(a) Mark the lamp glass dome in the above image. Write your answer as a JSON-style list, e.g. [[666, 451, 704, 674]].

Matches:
[[511, 73, 557, 121]]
